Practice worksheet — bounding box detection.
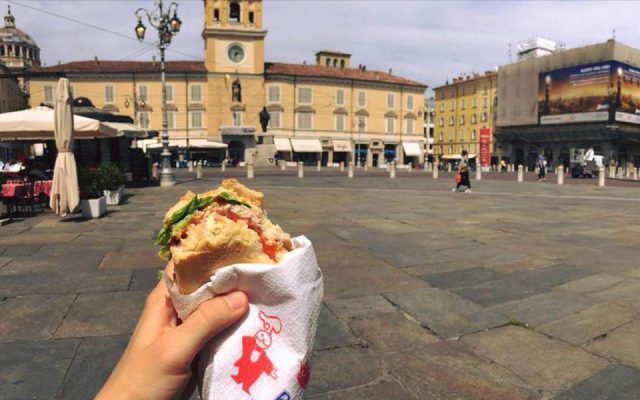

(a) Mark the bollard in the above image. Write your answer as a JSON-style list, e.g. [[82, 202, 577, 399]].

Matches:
[[188, 161, 193, 172], [635, 168, 638, 180], [196, 162, 203, 180], [598, 166, 605, 187], [475, 167, 482, 181], [364, 163, 369, 172], [317, 160, 321, 172], [221, 160, 226, 172], [617, 167, 623, 179], [340, 161, 345, 172], [432, 164, 439, 179], [627, 167, 632, 179], [247, 162, 254, 179], [557, 166, 564, 185], [280, 160, 286, 171], [447, 163, 452, 173], [151, 163, 159, 180], [297, 162, 303, 178], [390, 162, 396, 179], [348, 162, 354, 178], [408, 163, 412, 173], [517, 164, 524, 183]]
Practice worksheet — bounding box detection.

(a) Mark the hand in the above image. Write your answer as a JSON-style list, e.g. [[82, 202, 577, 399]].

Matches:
[[96, 263, 249, 400]]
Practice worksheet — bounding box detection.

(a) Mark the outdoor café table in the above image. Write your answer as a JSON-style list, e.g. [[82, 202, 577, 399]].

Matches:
[[33, 180, 53, 197]]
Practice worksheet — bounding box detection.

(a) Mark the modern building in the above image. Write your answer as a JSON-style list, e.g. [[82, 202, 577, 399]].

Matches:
[[28, 0, 427, 167], [432, 71, 498, 166], [496, 39, 640, 171]]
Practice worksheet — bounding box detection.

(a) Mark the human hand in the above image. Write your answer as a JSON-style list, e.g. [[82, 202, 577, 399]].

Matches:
[[96, 263, 249, 400]]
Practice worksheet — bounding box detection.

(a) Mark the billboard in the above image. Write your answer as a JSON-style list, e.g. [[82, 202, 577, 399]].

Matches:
[[538, 61, 640, 125], [479, 128, 491, 167]]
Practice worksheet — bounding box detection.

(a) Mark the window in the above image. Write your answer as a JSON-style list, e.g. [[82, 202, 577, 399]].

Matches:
[[439, 103, 444, 112], [459, 129, 464, 141], [386, 117, 395, 134], [336, 89, 345, 106], [494, 96, 498, 106], [439, 117, 444, 127], [333, 59, 338, 67], [213, 8, 220, 22], [481, 112, 487, 122], [483, 85, 488, 94], [297, 87, 312, 104], [449, 145, 453, 153], [325, 59, 331, 67], [229, 1, 240, 22], [483, 97, 488, 108], [358, 91, 366, 107], [248, 11, 255, 24], [297, 112, 312, 129], [450, 89, 455, 97], [471, 129, 477, 140], [232, 111, 242, 127], [405, 118, 415, 134], [335, 114, 345, 132], [268, 111, 281, 129], [471, 114, 477, 124], [138, 85, 149, 102], [189, 111, 203, 129], [460, 99, 465, 110], [104, 85, 115, 104], [407, 95, 414, 111], [387, 93, 395, 109], [460, 115, 465, 125], [138, 111, 150, 128], [340, 59, 345, 68], [357, 115, 367, 132], [167, 111, 175, 129], [44, 85, 54, 103], [471, 97, 476, 108], [268, 85, 280, 103], [450, 100, 455, 111], [165, 84, 174, 103], [438, 132, 443, 141], [449, 116, 454, 126], [190, 84, 202, 103]]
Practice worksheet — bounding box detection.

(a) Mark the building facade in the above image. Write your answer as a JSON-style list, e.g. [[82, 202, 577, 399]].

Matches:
[[28, 0, 427, 167], [496, 39, 640, 171], [432, 71, 497, 165]]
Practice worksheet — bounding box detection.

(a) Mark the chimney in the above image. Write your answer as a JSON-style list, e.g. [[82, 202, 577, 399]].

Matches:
[[303, 60, 306, 65], [94, 55, 99, 65], [388, 68, 392, 74], [362, 65, 366, 72], [152, 55, 156, 66]]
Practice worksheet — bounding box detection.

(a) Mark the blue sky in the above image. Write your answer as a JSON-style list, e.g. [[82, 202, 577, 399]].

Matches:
[[6, 0, 637, 96]]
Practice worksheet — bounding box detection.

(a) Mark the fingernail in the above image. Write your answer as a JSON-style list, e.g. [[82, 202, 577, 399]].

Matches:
[[224, 291, 246, 311]]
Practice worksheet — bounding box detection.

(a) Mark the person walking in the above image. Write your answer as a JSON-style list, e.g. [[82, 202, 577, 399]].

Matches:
[[453, 150, 471, 192], [537, 153, 546, 182]]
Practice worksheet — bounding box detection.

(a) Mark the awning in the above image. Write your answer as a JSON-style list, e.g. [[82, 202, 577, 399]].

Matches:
[[103, 122, 150, 139], [290, 138, 322, 153], [146, 139, 227, 151], [274, 137, 292, 152], [402, 141, 422, 157], [441, 154, 477, 160], [332, 139, 352, 152]]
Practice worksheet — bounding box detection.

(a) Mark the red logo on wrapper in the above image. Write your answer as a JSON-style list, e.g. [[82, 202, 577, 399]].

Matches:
[[231, 311, 283, 394], [297, 360, 310, 389]]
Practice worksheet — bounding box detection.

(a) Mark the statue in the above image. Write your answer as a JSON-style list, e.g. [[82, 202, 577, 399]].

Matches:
[[232, 78, 242, 102], [259, 107, 270, 133]]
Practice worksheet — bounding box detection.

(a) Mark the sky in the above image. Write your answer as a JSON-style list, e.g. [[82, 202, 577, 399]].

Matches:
[[5, 0, 639, 96]]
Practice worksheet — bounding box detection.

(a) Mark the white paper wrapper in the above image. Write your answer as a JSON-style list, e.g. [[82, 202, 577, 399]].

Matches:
[[164, 236, 323, 400]]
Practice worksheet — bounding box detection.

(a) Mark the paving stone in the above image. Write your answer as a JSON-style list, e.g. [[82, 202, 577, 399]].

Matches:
[[554, 364, 640, 400], [2, 244, 43, 257], [0, 294, 75, 342], [0, 270, 132, 296], [349, 311, 439, 353], [557, 274, 626, 294], [454, 264, 593, 307], [463, 326, 608, 394], [100, 249, 165, 270], [307, 347, 382, 398], [589, 280, 640, 311], [0, 339, 79, 400], [587, 319, 640, 369], [57, 335, 130, 400], [538, 303, 636, 345], [383, 341, 540, 400], [325, 295, 397, 320], [129, 267, 161, 291], [385, 287, 509, 339], [0, 251, 106, 275], [0, 232, 78, 245], [491, 291, 596, 327], [55, 290, 147, 338], [422, 267, 508, 289], [314, 305, 357, 351], [0, 256, 12, 270], [311, 380, 415, 400]]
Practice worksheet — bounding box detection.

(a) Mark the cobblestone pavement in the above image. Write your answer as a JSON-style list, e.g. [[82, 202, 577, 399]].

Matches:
[[2, 167, 640, 399]]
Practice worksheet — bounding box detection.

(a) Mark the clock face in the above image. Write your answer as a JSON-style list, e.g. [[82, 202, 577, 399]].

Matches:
[[228, 44, 245, 64]]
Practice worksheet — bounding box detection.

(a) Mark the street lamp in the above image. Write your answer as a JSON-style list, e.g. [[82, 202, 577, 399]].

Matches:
[[134, 1, 181, 187], [357, 118, 365, 167]]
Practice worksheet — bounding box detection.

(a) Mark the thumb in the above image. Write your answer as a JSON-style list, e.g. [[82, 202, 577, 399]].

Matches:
[[166, 291, 249, 367]]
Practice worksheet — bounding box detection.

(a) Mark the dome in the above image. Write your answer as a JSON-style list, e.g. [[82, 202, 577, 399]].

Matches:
[[0, 5, 41, 71]]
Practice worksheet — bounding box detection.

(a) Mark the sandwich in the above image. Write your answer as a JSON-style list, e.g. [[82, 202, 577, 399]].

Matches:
[[156, 179, 292, 294]]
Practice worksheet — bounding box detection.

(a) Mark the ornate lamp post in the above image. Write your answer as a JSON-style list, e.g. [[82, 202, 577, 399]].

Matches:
[[134, 1, 182, 186]]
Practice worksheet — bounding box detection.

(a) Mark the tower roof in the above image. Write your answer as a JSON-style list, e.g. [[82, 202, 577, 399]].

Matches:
[[0, 5, 39, 48]]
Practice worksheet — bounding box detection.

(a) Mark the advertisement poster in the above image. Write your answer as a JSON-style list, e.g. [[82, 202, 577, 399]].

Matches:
[[615, 62, 640, 125], [537, 61, 614, 125], [479, 128, 491, 167]]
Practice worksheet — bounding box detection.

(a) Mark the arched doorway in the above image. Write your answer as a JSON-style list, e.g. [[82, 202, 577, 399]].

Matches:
[[228, 140, 245, 163]]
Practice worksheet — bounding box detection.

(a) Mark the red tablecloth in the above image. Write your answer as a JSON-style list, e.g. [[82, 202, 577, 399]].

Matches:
[[1, 183, 29, 198], [33, 180, 53, 197]]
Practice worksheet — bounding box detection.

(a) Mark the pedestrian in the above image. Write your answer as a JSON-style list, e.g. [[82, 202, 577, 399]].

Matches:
[[452, 150, 471, 193], [537, 154, 546, 182]]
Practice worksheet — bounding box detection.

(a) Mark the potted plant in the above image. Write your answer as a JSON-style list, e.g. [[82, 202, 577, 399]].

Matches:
[[98, 164, 125, 205], [78, 168, 107, 218]]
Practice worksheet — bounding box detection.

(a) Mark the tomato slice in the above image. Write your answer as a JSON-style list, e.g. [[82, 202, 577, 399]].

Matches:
[[261, 236, 278, 260]]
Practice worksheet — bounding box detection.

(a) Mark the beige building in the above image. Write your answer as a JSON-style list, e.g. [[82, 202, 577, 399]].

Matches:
[[432, 71, 497, 164], [29, 0, 427, 167]]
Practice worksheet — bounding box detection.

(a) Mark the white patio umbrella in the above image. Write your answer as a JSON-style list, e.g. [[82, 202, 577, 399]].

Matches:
[[49, 78, 79, 215], [0, 106, 117, 140]]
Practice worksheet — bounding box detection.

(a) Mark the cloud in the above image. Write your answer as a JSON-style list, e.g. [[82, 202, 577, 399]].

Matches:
[[7, 0, 636, 96]]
